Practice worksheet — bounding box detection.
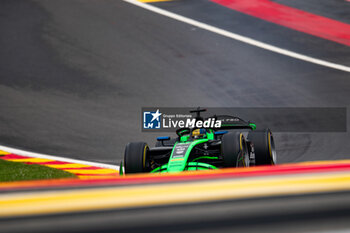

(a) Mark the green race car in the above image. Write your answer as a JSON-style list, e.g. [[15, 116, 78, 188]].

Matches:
[[121, 108, 276, 174]]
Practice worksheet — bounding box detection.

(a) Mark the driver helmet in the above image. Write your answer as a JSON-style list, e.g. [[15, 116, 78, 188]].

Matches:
[[192, 128, 206, 139]]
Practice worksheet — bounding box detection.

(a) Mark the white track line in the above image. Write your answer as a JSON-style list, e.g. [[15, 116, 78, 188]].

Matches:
[[0, 145, 119, 170], [124, 0, 350, 73]]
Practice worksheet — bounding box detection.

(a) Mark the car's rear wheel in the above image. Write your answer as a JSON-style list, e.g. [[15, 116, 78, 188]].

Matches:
[[124, 142, 149, 174], [221, 132, 249, 167], [248, 129, 276, 165]]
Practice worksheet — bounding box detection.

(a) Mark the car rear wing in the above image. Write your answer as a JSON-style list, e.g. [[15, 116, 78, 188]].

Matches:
[[208, 115, 256, 130]]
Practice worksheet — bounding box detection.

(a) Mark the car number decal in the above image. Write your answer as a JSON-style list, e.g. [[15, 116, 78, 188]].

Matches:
[[172, 143, 190, 158]]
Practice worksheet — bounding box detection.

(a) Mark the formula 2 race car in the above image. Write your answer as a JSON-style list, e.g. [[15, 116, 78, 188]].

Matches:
[[121, 108, 276, 174]]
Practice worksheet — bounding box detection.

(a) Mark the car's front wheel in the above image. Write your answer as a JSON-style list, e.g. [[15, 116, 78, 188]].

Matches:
[[124, 142, 149, 174], [221, 132, 249, 168]]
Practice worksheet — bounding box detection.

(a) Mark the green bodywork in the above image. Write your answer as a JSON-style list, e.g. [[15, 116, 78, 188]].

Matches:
[[147, 120, 255, 174], [122, 112, 257, 175], [151, 130, 219, 173]]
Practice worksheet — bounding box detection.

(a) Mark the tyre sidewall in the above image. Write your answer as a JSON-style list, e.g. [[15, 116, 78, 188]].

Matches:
[[222, 132, 246, 167], [248, 129, 276, 165], [124, 142, 148, 174]]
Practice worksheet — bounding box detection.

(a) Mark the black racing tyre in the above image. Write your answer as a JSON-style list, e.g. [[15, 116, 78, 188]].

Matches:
[[221, 132, 249, 168], [124, 142, 149, 174], [248, 129, 276, 165]]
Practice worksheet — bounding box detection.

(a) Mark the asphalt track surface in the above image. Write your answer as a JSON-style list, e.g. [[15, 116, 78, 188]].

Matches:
[[0, 0, 350, 232], [0, 0, 349, 165]]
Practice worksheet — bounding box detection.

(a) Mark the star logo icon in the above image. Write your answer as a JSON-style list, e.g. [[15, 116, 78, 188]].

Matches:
[[143, 109, 162, 129], [150, 109, 162, 122]]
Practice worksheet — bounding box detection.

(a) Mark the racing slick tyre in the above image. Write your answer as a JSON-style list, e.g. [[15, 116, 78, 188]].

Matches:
[[248, 129, 276, 165], [124, 142, 149, 174], [221, 132, 249, 167]]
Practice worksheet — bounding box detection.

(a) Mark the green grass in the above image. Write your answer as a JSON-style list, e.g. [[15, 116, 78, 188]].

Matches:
[[0, 159, 76, 182]]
